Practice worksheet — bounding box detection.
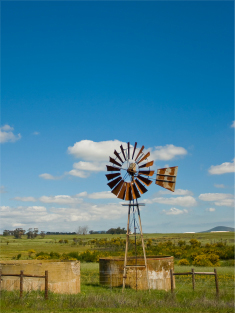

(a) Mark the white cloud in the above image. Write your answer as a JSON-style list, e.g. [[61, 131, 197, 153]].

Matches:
[[214, 199, 234, 207], [151, 144, 187, 161], [88, 191, 116, 199], [39, 173, 63, 180], [231, 121, 235, 128], [33, 131, 40, 135], [150, 196, 197, 207], [162, 208, 188, 215], [206, 208, 215, 212], [199, 193, 233, 201], [39, 195, 83, 205], [214, 184, 225, 189], [0, 125, 21, 143], [68, 169, 90, 178], [13, 197, 37, 202], [208, 159, 235, 175], [73, 161, 106, 172], [156, 189, 193, 196], [68, 140, 127, 161], [0, 186, 7, 194], [199, 193, 234, 208]]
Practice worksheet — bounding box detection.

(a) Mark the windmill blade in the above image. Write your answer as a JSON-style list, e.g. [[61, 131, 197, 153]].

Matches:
[[130, 182, 137, 200], [138, 161, 154, 169], [132, 181, 141, 198], [135, 145, 144, 161], [109, 157, 122, 167], [134, 179, 148, 194], [125, 182, 133, 201], [156, 181, 176, 192], [106, 165, 121, 172], [132, 142, 137, 159], [137, 152, 150, 164], [137, 175, 153, 186], [106, 173, 121, 181], [112, 180, 124, 196], [155, 166, 178, 192], [120, 145, 126, 161], [138, 170, 155, 177], [114, 150, 124, 164], [157, 166, 178, 177], [117, 182, 126, 199], [107, 176, 122, 189], [127, 142, 130, 159]]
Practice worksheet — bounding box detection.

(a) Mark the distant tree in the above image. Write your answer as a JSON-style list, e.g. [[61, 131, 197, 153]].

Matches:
[[13, 228, 25, 239], [26, 228, 34, 239], [77, 225, 89, 235], [40, 231, 46, 238], [106, 227, 126, 234], [3, 230, 10, 236]]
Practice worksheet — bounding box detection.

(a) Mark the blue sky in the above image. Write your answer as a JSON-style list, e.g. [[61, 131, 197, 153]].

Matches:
[[1, 1, 234, 234]]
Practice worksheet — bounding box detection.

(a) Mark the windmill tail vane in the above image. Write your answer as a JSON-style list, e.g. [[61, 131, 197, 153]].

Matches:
[[106, 142, 178, 197]]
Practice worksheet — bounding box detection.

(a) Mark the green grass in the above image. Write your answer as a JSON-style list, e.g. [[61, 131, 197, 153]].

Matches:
[[1, 264, 234, 313], [1, 232, 234, 260]]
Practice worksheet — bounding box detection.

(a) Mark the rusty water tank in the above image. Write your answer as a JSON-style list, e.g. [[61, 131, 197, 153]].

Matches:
[[99, 256, 174, 290], [0, 260, 80, 294]]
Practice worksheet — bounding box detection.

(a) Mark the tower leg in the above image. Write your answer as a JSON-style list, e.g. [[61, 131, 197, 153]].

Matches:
[[137, 203, 150, 291], [123, 203, 131, 291]]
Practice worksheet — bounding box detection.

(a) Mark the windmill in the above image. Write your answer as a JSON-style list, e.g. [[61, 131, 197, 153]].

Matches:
[[106, 142, 178, 290]]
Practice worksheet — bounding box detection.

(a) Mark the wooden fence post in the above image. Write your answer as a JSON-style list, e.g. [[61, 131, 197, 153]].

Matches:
[[192, 268, 195, 291], [0, 269, 2, 294], [20, 271, 23, 298], [214, 269, 219, 298], [170, 269, 174, 293], [45, 271, 48, 300]]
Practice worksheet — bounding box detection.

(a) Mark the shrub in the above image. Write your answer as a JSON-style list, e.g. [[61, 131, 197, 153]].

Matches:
[[178, 259, 190, 266], [192, 254, 213, 266], [189, 239, 201, 247], [207, 253, 220, 266], [178, 240, 186, 247]]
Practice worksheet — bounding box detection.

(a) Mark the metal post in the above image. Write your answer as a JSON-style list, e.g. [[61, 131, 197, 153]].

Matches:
[[137, 203, 150, 291], [0, 269, 2, 294], [45, 270, 48, 300], [214, 269, 219, 298], [123, 203, 131, 290], [20, 271, 23, 298], [192, 268, 195, 291], [170, 269, 174, 293]]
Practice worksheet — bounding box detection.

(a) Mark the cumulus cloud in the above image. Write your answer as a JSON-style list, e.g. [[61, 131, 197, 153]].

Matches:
[[39, 195, 83, 205], [214, 184, 225, 189], [208, 159, 235, 175], [199, 193, 234, 208], [0, 202, 127, 230], [162, 208, 188, 215], [13, 197, 37, 202], [150, 144, 187, 161], [0, 125, 21, 143], [33, 131, 40, 135], [73, 161, 106, 172], [68, 140, 127, 161], [68, 169, 90, 178], [206, 208, 215, 212], [231, 121, 235, 128], [87, 191, 116, 199], [39, 173, 63, 180], [0, 186, 7, 194], [199, 193, 233, 201], [149, 196, 197, 207], [156, 189, 193, 196]]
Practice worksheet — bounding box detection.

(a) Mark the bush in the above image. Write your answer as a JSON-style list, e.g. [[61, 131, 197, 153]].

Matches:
[[192, 254, 213, 266], [178, 259, 190, 266]]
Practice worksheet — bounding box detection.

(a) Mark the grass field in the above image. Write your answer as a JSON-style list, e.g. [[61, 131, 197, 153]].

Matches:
[[0, 232, 234, 260], [0, 233, 234, 312]]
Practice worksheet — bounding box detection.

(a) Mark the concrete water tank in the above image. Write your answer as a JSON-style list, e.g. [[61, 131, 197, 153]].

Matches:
[[0, 260, 80, 294], [99, 256, 174, 290]]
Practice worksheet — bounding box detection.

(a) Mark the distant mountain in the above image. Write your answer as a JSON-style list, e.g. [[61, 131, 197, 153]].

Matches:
[[200, 226, 235, 233]]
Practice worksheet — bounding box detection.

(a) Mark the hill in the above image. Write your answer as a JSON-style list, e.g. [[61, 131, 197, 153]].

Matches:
[[200, 226, 235, 233]]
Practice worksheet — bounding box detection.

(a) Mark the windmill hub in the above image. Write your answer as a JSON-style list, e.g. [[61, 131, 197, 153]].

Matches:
[[127, 163, 137, 176]]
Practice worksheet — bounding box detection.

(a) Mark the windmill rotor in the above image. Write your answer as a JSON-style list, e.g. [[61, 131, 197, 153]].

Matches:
[[106, 142, 179, 198]]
